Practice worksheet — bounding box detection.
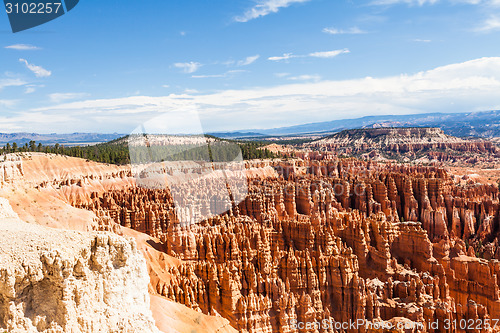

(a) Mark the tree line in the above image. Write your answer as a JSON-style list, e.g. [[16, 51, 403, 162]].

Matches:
[[0, 138, 276, 165]]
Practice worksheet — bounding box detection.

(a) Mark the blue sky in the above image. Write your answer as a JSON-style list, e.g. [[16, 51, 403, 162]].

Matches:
[[1, 0, 500, 133]]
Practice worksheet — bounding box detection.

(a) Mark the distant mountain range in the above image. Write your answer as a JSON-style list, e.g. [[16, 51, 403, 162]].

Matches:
[[210, 110, 500, 139], [0, 133, 124, 146], [3, 110, 500, 145]]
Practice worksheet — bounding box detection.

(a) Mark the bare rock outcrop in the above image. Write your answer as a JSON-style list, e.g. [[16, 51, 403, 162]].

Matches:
[[0, 215, 159, 333], [0, 154, 24, 185], [303, 127, 500, 166], [78, 157, 500, 332], [12, 152, 500, 332]]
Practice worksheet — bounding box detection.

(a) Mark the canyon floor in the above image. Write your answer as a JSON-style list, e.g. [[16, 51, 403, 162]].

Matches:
[[2, 128, 500, 332]]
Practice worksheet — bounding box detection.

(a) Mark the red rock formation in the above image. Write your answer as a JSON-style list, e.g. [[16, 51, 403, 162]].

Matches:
[[75, 157, 500, 332], [303, 128, 500, 167]]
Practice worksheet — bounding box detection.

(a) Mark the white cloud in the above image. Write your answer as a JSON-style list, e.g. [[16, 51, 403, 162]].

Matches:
[[235, 0, 311, 22], [19, 58, 51, 77], [288, 74, 321, 81], [268, 53, 298, 61], [371, 0, 500, 31], [5, 44, 40, 50], [24, 84, 44, 94], [371, 0, 438, 5], [0, 111, 77, 133], [0, 100, 18, 107], [0, 78, 26, 90], [323, 27, 367, 35], [275, 72, 290, 77], [269, 49, 349, 61], [237, 55, 260, 66], [220, 55, 259, 67], [372, 0, 491, 5], [221, 59, 236, 66], [413, 38, 432, 42], [475, 16, 500, 32], [174, 62, 202, 73], [192, 70, 247, 79], [23, 57, 500, 133], [309, 49, 350, 58], [162, 85, 170, 88], [192, 74, 226, 78], [49, 92, 88, 103], [25, 87, 36, 94]]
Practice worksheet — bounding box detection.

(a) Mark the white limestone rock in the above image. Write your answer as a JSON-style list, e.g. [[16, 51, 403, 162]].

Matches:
[[0, 216, 159, 333]]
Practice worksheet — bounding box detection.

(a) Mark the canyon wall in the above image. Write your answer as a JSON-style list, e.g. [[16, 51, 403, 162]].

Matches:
[[81, 158, 500, 332], [303, 128, 500, 166], [0, 212, 159, 332], [6, 151, 500, 332], [0, 153, 240, 333]]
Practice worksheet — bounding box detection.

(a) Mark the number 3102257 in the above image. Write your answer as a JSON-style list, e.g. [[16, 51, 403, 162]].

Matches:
[[5, 2, 62, 14]]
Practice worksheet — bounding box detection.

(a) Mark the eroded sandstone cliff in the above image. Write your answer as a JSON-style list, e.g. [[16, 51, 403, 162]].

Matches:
[[0, 153, 239, 333], [303, 128, 500, 166], [76, 157, 500, 332], [0, 205, 159, 332], [5, 151, 500, 332]]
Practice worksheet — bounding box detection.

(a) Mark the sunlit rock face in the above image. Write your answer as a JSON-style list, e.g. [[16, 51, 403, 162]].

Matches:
[[76, 157, 500, 332], [0, 154, 23, 185], [0, 214, 159, 333], [304, 127, 500, 166]]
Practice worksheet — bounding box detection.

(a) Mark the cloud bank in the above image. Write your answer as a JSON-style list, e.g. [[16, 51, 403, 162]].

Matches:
[[4, 57, 500, 133]]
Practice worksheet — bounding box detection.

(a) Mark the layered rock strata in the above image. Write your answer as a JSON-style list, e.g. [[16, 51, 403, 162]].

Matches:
[[302, 128, 500, 166], [79, 158, 500, 332], [0, 214, 159, 333]]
